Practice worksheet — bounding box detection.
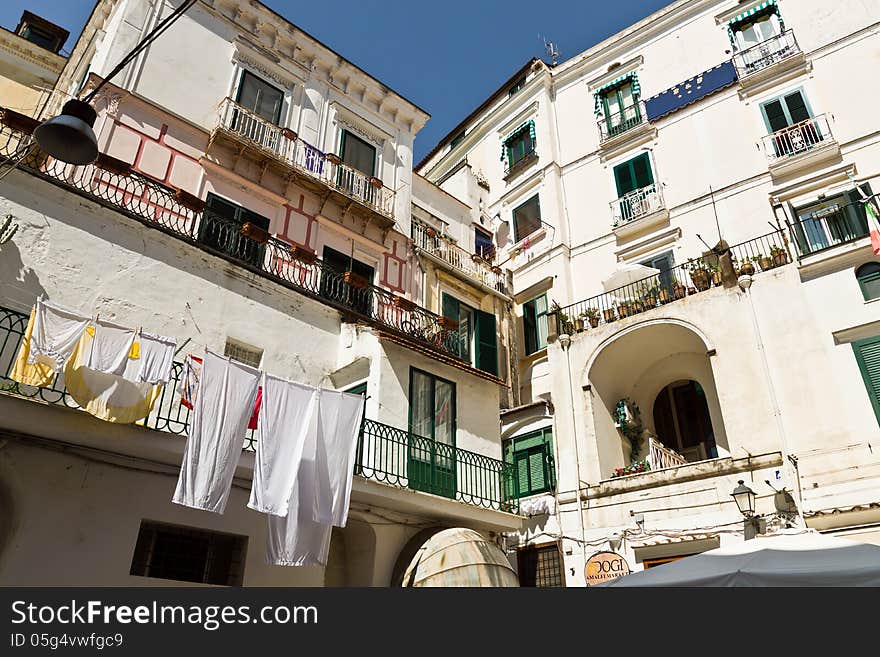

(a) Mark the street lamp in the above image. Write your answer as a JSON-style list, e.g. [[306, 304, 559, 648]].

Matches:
[[731, 480, 765, 540], [33, 0, 197, 164]]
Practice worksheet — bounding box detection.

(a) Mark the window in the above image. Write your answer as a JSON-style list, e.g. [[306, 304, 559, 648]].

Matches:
[[761, 90, 811, 133], [450, 130, 466, 148], [224, 339, 263, 368], [340, 130, 376, 177], [601, 81, 641, 137], [20, 24, 61, 51], [642, 251, 675, 294], [517, 543, 564, 587], [731, 6, 782, 50], [792, 185, 871, 255], [130, 521, 247, 585], [320, 246, 375, 316], [508, 75, 527, 97], [475, 227, 494, 260], [512, 195, 542, 243], [613, 152, 654, 198], [199, 193, 270, 268], [442, 293, 498, 375], [236, 71, 283, 124], [522, 294, 549, 355], [503, 122, 536, 172], [857, 263, 880, 301], [504, 427, 555, 498], [408, 369, 456, 498], [761, 90, 826, 158], [853, 336, 880, 427]]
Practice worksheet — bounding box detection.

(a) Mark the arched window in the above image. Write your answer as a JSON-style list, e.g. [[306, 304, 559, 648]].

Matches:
[[856, 262, 880, 301]]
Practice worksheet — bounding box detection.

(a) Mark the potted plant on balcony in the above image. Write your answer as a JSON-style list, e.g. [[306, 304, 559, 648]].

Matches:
[[584, 307, 601, 328], [241, 222, 270, 244], [438, 315, 459, 330], [771, 245, 789, 267], [343, 270, 369, 289], [326, 153, 342, 166], [603, 306, 617, 323], [369, 176, 383, 189], [491, 264, 502, 275], [738, 260, 755, 276], [617, 301, 632, 318], [558, 310, 574, 335], [391, 294, 416, 312], [658, 285, 671, 304], [291, 243, 317, 264], [281, 128, 297, 141], [689, 261, 711, 291], [672, 277, 687, 299], [174, 188, 205, 212], [753, 253, 773, 271], [709, 262, 723, 287], [642, 283, 659, 308]]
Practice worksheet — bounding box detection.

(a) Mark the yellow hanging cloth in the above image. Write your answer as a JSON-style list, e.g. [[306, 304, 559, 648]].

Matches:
[[63, 329, 162, 424], [9, 306, 56, 387]]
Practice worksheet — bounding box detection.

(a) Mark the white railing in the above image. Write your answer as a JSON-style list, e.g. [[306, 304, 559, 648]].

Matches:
[[411, 221, 506, 293], [611, 183, 665, 227], [598, 100, 648, 143], [647, 437, 688, 470], [216, 98, 395, 219], [733, 30, 801, 79], [762, 114, 834, 162]]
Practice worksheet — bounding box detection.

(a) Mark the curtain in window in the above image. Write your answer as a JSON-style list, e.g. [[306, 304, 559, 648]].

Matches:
[[593, 72, 641, 115]]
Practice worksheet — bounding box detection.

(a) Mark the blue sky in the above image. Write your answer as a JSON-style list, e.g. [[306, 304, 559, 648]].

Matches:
[[0, 0, 671, 161]]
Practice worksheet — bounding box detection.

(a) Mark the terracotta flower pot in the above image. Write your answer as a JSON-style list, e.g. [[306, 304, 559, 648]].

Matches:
[[369, 176, 383, 189], [343, 271, 369, 288], [773, 251, 788, 266], [241, 222, 270, 244], [291, 244, 316, 264], [326, 153, 342, 166], [281, 128, 298, 141], [739, 262, 755, 276], [392, 295, 416, 312], [589, 317, 600, 328], [758, 256, 773, 271], [673, 284, 686, 299], [174, 189, 205, 212], [691, 269, 711, 291], [603, 308, 617, 323], [659, 288, 670, 303], [711, 270, 723, 286]]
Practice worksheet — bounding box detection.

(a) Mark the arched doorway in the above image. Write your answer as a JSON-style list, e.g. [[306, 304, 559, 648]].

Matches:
[[653, 380, 718, 462]]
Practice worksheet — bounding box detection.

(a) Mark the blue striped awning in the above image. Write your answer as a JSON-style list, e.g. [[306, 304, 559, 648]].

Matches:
[[593, 72, 641, 115], [500, 119, 537, 161], [644, 61, 738, 123]]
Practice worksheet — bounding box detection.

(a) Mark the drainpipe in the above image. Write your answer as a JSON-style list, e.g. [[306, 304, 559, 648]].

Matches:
[[557, 332, 589, 579], [738, 275, 807, 527]]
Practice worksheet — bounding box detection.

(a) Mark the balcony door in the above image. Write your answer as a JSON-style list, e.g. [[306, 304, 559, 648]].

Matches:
[[734, 12, 781, 50], [320, 246, 375, 316], [613, 153, 655, 221], [653, 380, 718, 463], [199, 193, 269, 269], [601, 82, 639, 137], [408, 369, 456, 499], [792, 186, 872, 254], [234, 71, 284, 149], [761, 91, 822, 157], [338, 130, 376, 204]]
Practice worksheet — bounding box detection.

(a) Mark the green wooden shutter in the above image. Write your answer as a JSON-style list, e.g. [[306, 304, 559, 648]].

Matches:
[[613, 160, 636, 197], [523, 300, 537, 355], [515, 451, 530, 496], [633, 152, 654, 188], [442, 293, 459, 320], [763, 99, 789, 131], [474, 309, 498, 376], [854, 337, 880, 426], [528, 447, 547, 492], [784, 91, 810, 124]]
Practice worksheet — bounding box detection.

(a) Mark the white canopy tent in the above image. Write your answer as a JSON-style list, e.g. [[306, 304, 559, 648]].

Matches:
[[602, 530, 880, 587]]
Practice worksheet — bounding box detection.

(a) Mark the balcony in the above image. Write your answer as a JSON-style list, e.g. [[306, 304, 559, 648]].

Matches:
[[761, 114, 840, 178], [790, 199, 873, 258], [597, 101, 656, 161], [212, 98, 395, 224], [411, 221, 507, 295], [0, 117, 478, 368], [732, 30, 810, 98], [555, 230, 791, 335], [733, 30, 801, 79], [611, 437, 689, 478], [611, 183, 668, 237], [0, 306, 519, 514]]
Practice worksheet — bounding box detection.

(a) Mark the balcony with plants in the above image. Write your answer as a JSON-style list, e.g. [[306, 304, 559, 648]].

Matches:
[[0, 305, 520, 514], [0, 112, 473, 368]]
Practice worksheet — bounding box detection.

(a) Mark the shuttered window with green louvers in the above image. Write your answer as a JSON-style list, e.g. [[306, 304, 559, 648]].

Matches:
[[853, 336, 880, 426], [504, 427, 555, 498]]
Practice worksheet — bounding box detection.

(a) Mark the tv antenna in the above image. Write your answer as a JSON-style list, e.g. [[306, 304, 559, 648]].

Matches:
[[540, 35, 561, 66]]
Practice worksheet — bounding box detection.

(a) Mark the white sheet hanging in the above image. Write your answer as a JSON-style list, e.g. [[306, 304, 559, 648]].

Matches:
[[172, 350, 260, 514], [134, 331, 176, 384], [28, 298, 90, 372], [312, 388, 365, 528], [86, 319, 136, 376], [266, 406, 333, 566], [248, 374, 317, 517]]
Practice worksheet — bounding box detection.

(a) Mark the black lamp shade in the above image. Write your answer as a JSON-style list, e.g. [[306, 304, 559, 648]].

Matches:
[[33, 99, 99, 165], [731, 480, 756, 518]]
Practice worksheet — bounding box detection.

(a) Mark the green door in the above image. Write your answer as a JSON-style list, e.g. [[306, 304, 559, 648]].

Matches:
[[408, 369, 456, 498]]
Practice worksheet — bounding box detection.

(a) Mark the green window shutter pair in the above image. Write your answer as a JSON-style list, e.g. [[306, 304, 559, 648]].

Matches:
[[613, 152, 654, 197], [854, 336, 880, 427], [508, 428, 555, 497], [442, 293, 498, 375], [522, 294, 548, 356]]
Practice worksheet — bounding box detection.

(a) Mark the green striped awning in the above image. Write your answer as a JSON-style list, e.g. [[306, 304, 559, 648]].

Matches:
[[728, 0, 777, 26], [593, 72, 641, 115], [500, 119, 537, 161], [726, 0, 784, 44]]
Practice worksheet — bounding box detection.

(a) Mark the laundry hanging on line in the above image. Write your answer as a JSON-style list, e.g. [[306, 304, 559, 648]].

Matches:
[[28, 297, 90, 372]]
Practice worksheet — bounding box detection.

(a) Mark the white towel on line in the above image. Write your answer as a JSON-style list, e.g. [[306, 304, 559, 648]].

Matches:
[[135, 331, 176, 384], [173, 350, 260, 514], [312, 388, 365, 528], [248, 374, 317, 517], [266, 405, 333, 566], [86, 319, 136, 376], [28, 298, 90, 372]]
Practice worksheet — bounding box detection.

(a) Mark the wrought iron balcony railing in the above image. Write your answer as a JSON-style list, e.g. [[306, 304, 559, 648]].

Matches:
[[732, 30, 801, 79], [789, 198, 873, 257], [0, 117, 463, 362], [556, 230, 790, 334], [411, 221, 506, 294], [598, 100, 648, 143], [216, 98, 394, 219], [611, 183, 665, 228], [647, 437, 688, 470], [0, 306, 518, 514], [762, 114, 834, 163]]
